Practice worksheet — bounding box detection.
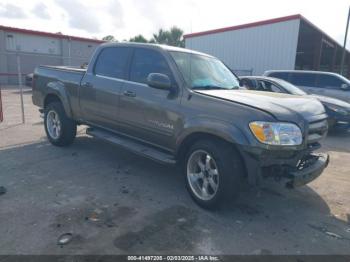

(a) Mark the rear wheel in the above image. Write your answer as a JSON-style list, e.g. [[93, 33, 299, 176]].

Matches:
[[44, 102, 76, 146], [184, 139, 244, 209]]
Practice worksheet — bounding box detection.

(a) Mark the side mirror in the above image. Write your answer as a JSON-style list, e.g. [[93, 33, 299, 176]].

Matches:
[[340, 83, 350, 91], [147, 73, 171, 90]]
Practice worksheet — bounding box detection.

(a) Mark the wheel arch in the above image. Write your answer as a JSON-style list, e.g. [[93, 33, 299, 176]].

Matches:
[[176, 132, 248, 178], [44, 93, 61, 108], [43, 81, 73, 118]]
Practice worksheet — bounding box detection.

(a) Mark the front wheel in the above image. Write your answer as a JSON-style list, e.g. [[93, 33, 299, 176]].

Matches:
[[44, 102, 76, 146], [184, 139, 244, 209]]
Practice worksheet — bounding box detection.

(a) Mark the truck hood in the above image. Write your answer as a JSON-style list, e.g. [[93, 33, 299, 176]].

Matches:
[[196, 90, 325, 122]]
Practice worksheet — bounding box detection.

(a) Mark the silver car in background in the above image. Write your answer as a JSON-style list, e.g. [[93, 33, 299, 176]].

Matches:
[[263, 70, 350, 103]]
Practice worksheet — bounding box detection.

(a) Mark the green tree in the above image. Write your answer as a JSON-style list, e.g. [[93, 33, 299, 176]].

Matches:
[[152, 29, 169, 45], [129, 34, 148, 43], [102, 35, 116, 42], [151, 26, 185, 47], [167, 26, 185, 47]]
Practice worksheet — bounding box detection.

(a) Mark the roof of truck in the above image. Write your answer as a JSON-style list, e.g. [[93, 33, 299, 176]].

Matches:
[[100, 42, 214, 57]]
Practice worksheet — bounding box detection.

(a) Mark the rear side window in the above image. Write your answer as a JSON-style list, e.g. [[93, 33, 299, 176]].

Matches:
[[268, 72, 289, 81], [289, 73, 317, 87], [94, 47, 130, 79], [130, 48, 172, 84], [257, 80, 283, 93], [317, 74, 345, 89]]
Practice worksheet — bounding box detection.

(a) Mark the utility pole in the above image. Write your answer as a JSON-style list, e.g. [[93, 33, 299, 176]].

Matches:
[[340, 6, 350, 75]]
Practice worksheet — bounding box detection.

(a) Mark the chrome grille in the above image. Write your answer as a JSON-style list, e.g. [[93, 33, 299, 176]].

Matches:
[[307, 119, 328, 145]]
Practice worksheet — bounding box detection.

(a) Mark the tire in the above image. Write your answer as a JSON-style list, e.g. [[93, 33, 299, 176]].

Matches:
[[184, 139, 244, 209], [44, 101, 76, 146]]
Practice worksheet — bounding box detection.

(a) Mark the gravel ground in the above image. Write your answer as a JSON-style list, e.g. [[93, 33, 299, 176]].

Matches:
[[0, 86, 350, 255]]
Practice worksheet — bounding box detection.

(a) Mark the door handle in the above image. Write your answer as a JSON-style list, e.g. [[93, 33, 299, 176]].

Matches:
[[82, 82, 93, 88], [123, 90, 136, 97]]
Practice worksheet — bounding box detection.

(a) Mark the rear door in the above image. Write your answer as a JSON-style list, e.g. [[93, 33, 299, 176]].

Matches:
[[317, 74, 350, 102], [79, 47, 131, 129], [289, 73, 317, 94], [118, 47, 181, 150]]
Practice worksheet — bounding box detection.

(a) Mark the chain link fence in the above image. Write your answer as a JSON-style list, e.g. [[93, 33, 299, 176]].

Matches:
[[0, 51, 90, 126], [0, 75, 28, 127]]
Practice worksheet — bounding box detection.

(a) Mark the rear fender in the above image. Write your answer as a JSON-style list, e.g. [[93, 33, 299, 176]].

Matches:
[[45, 81, 73, 118]]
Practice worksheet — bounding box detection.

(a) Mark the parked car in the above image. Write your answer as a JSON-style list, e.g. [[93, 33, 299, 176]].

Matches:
[[32, 43, 329, 209], [263, 70, 350, 103], [240, 76, 350, 129], [25, 73, 33, 87]]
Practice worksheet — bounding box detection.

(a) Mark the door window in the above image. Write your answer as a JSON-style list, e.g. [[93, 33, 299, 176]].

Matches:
[[130, 48, 172, 84], [94, 47, 131, 79], [289, 73, 317, 87], [317, 74, 345, 89], [258, 80, 283, 93], [240, 78, 257, 90]]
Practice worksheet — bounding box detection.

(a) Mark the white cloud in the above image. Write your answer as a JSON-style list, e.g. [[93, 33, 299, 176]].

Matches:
[[0, 3, 27, 19], [0, 0, 348, 47], [32, 3, 51, 19], [54, 0, 102, 33], [107, 0, 124, 28]]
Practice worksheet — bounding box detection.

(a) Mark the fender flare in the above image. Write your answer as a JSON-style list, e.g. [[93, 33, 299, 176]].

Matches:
[[44, 81, 73, 118], [176, 116, 261, 185], [176, 116, 249, 154]]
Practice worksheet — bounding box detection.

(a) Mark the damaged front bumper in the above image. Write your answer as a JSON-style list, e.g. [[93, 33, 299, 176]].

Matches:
[[239, 145, 330, 188], [285, 153, 329, 188]]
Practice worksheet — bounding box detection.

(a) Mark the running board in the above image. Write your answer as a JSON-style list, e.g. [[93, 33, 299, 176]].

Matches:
[[86, 128, 176, 164]]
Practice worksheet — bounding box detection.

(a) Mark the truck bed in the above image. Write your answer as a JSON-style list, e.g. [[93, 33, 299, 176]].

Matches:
[[32, 65, 86, 115], [38, 65, 87, 74]]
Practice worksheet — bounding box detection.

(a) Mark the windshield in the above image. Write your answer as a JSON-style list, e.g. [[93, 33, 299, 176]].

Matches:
[[276, 79, 307, 95], [170, 51, 240, 90]]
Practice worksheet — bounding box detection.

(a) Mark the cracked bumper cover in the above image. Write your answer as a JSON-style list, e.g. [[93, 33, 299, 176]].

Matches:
[[239, 144, 329, 187], [286, 153, 329, 188]]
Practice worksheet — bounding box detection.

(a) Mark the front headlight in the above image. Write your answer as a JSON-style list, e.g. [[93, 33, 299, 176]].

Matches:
[[249, 121, 302, 146], [326, 104, 349, 116]]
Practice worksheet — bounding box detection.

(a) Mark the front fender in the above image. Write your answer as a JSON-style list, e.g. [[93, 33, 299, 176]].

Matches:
[[176, 116, 249, 149], [45, 81, 73, 118]]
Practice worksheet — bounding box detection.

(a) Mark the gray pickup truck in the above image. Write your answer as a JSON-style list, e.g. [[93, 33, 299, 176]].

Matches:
[[32, 43, 329, 209]]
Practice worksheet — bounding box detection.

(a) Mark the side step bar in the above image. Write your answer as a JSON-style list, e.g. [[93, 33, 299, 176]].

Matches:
[[86, 128, 176, 165]]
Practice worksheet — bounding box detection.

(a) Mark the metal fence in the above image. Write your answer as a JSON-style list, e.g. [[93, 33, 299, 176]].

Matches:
[[0, 76, 26, 125], [0, 53, 32, 124], [0, 51, 90, 125], [0, 51, 90, 85]]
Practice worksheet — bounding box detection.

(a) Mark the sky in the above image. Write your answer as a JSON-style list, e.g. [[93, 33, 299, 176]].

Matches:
[[0, 0, 349, 46]]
